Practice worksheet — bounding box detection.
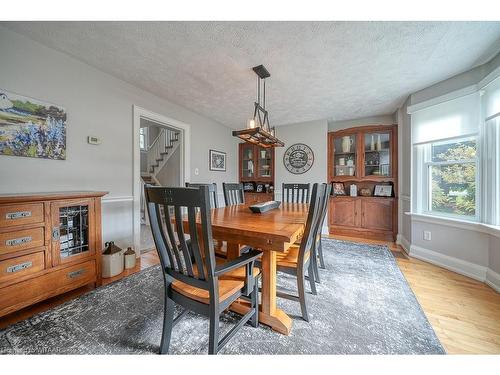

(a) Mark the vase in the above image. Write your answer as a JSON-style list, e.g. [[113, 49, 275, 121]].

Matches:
[[341, 136, 353, 153], [370, 135, 375, 151], [376, 134, 382, 151]]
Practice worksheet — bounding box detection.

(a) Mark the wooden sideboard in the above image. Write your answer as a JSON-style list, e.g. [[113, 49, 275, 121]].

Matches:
[[0, 191, 107, 318], [328, 125, 398, 241]]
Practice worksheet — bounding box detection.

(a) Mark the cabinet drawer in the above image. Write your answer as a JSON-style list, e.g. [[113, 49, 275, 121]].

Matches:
[[0, 227, 45, 255], [0, 203, 44, 228], [0, 251, 45, 284], [0, 260, 96, 317]]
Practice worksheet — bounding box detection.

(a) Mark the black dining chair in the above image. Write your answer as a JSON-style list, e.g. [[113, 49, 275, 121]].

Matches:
[[185, 182, 227, 258], [258, 183, 328, 322], [282, 183, 310, 203], [185, 182, 219, 208], [310, 183, 331, 282], [223, 183, 245, 206], [145, 185, 262, 354]]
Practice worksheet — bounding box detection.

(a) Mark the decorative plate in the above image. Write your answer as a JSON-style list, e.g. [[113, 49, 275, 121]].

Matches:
[[283, 143, 314, 174]]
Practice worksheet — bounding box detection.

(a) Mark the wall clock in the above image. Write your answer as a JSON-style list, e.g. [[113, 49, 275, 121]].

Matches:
[[283, 143, 314, 174]]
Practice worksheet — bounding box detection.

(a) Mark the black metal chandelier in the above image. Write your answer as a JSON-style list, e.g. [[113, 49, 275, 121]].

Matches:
[[232, 65, 285, 148]]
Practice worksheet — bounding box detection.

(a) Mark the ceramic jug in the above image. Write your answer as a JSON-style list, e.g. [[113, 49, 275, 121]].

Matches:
[[341, 136, 353, 153]]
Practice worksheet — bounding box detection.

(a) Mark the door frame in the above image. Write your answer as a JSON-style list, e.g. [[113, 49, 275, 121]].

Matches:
[[132, 105, 191, 254]]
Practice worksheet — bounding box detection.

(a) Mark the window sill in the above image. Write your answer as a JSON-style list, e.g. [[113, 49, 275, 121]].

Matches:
[[406, 212, 500, 238]]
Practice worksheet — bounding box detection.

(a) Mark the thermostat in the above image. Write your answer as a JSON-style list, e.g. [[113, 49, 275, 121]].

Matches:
[[87, 136, 101, 145]]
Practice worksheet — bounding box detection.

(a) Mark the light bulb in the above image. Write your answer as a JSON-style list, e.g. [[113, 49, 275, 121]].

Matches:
[[247, 118, 256, 129]]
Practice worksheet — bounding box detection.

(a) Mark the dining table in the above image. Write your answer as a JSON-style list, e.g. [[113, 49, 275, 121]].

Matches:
[[187, 202, 309, 335]]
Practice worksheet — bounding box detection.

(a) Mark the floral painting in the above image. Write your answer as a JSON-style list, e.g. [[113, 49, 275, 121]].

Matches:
[[0, 89, 66, 160]]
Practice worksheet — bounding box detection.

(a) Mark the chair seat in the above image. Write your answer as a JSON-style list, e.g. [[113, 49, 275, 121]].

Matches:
[[172, 258, 260, 304], [172, 278, 244, 304], [276, 245, 310, 268]]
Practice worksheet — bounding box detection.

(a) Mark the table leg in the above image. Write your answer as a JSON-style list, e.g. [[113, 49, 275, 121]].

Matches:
[[227, 242, 292, 335], [258, 250, 292, 335], [226, 242, 243, 259]]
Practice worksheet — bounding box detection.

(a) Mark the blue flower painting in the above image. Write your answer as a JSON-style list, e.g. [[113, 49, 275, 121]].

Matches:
[[0, 90, 66, 160]]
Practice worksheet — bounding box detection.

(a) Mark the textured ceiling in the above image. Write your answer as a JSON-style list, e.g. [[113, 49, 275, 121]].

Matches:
[[2, 22, 500, 128]]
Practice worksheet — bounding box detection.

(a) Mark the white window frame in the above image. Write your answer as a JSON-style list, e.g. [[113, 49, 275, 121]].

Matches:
[[417, 135, 480, 222], [139, 127, 148, 151]]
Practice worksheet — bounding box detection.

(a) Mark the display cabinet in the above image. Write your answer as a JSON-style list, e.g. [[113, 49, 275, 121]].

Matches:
[[0, 191, 106, 318], [328, 125, 398, 241], [238, 143, 275, 202]]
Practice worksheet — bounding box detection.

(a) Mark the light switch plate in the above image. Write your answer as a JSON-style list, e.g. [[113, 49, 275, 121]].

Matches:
[[423, 231, 432, 241], [87, 136, 101, 145]]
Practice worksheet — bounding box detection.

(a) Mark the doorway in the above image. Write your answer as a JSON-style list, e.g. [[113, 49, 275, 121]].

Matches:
[[132, 106, 191, 255]]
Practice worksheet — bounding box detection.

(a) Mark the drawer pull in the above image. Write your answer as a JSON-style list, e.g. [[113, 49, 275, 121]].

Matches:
[[6, 236, 32, 246], [6, 211, 32, 220], [7, 261, 33, 273], [68, 269, 85, 278]]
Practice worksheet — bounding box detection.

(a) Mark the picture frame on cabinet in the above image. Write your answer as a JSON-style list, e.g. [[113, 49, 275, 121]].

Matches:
[[332, 182, 346, 196], [374, 184, 393, 197]]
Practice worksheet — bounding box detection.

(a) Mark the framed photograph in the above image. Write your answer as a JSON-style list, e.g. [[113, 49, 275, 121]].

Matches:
[[332, 182, 346, 196], [374, 184, 393, 197], [209, 149, 226, 171], [0, 89, 67, 160], [256, 183, 264, 193]]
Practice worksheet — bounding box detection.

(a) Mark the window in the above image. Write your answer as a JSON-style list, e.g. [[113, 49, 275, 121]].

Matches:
[[411, 93, 480, 221], [139, 127, 148, 151], [427, 137, 477, 218]]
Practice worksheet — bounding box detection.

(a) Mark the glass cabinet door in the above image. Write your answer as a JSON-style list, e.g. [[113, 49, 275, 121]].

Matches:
[[333, 134, 357, 177], [51, 199, 95, 265], [241, 144, 255, 179], [363, 132, 391, 177], [257, 147, 273, 179]]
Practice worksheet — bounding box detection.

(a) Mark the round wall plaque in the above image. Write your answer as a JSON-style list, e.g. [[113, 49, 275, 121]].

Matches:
[[283, 143, 314, 174]]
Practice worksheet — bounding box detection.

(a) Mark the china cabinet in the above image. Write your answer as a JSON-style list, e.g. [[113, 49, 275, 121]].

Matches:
[[238, 143, 275, 203], [328, 125, 398, 241], [0, 191, 106, 317]]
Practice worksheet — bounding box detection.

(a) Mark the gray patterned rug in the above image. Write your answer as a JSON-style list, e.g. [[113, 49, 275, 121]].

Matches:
[[0, 239, 445, 354]]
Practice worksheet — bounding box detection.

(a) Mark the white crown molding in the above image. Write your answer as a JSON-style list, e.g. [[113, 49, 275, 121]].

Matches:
[[478, 65, 500, 90], [486, 268, 500, 293], [407, 85, 478, 114], [409, 244, 488, 282]]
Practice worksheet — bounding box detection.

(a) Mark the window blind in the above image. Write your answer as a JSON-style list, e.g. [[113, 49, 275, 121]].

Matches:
[[411, 93, 480, 145]]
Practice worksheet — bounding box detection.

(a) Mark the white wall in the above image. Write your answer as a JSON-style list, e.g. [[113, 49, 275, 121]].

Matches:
[[398, 50, 500, 290], [274, 119, 328, 230], [156, 146, 181, 187], [0, 26, 238, 249]]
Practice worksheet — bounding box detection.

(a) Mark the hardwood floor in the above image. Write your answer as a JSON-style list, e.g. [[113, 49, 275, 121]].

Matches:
[[1, 238, 499, 354], [330, 234, 500, 354]]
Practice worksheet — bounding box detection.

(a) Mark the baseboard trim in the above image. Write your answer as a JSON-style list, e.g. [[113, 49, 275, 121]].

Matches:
[[409, 244, 488, 283], [486, 269, 500, 293], [396, 234, 410, 255]]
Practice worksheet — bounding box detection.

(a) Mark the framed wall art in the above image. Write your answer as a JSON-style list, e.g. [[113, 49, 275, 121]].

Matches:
[[0, 89, 66, 160], [209, 149, 226, 171]]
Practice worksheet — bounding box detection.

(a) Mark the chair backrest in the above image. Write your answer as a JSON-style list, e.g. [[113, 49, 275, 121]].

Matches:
[[282, 183, 310, 203], [297, 183, 328, 263], [185, 182, 219, 208], [223, 183, 245, 206], [145, 185, 217, 294], [313, 183, 331, 240]]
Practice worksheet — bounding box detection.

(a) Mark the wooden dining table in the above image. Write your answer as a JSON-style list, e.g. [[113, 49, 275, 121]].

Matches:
[[199, 202, 309, 335]]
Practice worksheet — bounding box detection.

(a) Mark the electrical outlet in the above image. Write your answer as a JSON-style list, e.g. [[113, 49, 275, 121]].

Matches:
[[194, 168, 199, 176], [423, 231, 432, 241]]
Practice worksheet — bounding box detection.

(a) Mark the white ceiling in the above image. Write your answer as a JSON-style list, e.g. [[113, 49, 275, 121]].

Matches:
[[3, 22, 500, 128]]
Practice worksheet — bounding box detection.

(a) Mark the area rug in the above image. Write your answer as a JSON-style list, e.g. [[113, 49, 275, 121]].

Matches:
[[0, 239, 445, 354]]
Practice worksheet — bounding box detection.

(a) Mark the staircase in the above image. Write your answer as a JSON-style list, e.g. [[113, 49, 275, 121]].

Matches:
[[140, 128, 180, 224], [146, 128, 180, 176]]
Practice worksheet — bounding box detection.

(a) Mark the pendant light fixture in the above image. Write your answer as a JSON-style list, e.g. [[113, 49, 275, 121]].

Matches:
[[232, 65, 285, 148]]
